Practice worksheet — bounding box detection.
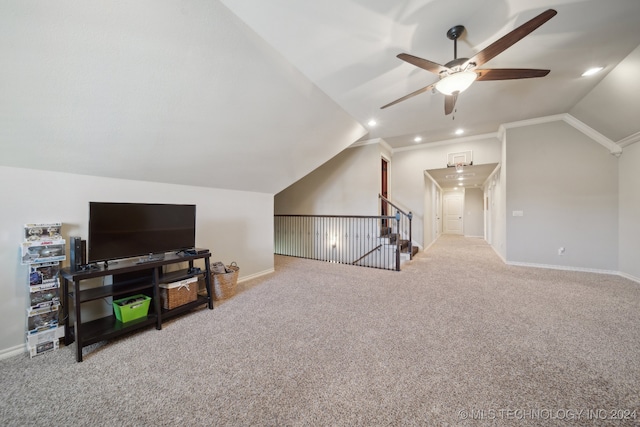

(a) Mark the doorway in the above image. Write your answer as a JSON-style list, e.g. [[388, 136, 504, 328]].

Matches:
[[443, 191, 464, 235], [381, 158, 388, 214]]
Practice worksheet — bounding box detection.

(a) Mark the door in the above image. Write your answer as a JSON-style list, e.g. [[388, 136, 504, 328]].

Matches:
[[381, 158, 389, 228], [443, 192, 463, 235]]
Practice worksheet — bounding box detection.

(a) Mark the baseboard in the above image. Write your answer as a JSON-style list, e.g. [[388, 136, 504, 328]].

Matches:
[[237, 267, 275, 284], [490, 245, 507, 263], [506, 261, 619, 276], [0, 343, 26, 361], [618, 271, 640, 285]]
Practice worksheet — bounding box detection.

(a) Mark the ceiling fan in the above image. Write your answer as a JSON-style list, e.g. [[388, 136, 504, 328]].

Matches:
[[381, 9, 557, 115]]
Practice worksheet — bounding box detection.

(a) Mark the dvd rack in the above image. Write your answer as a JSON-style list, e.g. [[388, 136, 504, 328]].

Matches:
[[24, 223, 66, 358]]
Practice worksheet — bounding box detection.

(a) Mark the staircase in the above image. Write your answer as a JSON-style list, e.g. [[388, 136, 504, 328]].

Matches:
[[379, 194, 418, 265], [273, 196, 418, 272], [380, 226, 419, 262]]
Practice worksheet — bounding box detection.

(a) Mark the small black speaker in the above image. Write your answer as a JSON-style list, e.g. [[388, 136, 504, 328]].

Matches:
[[70, 236, 85, 271]]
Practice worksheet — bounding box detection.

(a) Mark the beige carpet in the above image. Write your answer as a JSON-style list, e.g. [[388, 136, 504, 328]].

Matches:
[[1, 235, 639, 426]]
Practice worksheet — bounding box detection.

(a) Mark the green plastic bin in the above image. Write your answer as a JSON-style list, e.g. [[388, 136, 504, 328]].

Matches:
[[113, 294, 151, 323]]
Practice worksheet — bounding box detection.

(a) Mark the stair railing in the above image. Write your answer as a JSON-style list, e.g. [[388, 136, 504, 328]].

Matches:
[[274, 214, 402, 271], [379, 194, 413, 259]]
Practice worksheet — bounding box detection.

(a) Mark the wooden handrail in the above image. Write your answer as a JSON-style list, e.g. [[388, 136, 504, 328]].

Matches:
[[379, 194, 410, 217]]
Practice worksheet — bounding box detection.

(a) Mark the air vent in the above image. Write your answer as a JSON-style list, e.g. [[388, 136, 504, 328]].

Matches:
[[445, 173, 476, 180]]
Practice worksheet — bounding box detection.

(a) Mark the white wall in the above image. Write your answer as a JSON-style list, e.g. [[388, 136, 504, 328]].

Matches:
[[391, 137, 502, 248], [276, 137, 502, 250], [618, 141, 640, 280], [422, 174, 440, 247], [0, 166, 274, 357], [505, 121, 619, 270], [486, 164, 506, 260], [275, 143, 382, 215]]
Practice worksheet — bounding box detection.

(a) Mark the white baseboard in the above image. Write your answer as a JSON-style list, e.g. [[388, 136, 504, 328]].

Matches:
[[237, 267, 275, 284], [0, 344, 26, 361], [490, 245, 507, 263], [506, 260, 619, 276], [618, 271, 640, 284]]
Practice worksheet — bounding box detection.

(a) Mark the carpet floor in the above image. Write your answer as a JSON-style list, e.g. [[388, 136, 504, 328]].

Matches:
[[1, 235, 639, 426]]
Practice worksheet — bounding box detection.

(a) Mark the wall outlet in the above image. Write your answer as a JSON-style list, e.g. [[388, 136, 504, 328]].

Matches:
[[558, 247, 565, 255]]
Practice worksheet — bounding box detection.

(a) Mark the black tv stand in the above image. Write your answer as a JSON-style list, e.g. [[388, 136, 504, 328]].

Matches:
[[135, 253, 165, 264], [61, 250, 212, 362]]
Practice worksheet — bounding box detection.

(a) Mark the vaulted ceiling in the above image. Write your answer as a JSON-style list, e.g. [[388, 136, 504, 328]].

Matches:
[[2, 1, 639, 194], [221, 0, 640, 148]]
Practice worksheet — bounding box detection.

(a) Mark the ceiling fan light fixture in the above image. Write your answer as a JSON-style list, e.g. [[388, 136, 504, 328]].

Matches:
[[435, 71, 477, 95]]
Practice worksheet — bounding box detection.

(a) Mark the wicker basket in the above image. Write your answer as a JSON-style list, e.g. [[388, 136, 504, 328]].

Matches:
[[211, 262, 239, 301], [159, 277, 198, 310]]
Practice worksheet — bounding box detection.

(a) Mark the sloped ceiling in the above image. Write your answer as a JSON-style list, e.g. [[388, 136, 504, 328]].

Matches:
[[570, 44, 640, 142], [2, 1, 640, 195], [222, 0, 640, 147], [0, 1, 366, 194]]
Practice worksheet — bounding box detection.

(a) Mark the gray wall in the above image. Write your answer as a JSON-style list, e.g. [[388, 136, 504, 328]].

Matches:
[[464, 188, 484, 238], [618, 141, 640, 280], [505, 121, 619, 270]]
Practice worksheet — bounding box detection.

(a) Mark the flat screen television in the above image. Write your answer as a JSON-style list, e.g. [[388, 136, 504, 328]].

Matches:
[[88, 202, 196, 263]]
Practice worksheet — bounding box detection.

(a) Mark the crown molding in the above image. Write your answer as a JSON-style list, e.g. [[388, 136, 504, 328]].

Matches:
[[562, 114, 623, 156], [350, 137, 393, 153], [617, 131, 640, 148], [359, 113, 629, 156], [499, 113, 623, 156]]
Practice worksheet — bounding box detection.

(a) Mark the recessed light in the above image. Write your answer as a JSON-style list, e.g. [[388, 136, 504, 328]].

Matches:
[[414, 136, 422, 142], [458, 177, 464, 181], [582, 67, 603, 77], [458, 183, 464, 186], [455, 128, 464, 135], [368, 119, 377, 126]]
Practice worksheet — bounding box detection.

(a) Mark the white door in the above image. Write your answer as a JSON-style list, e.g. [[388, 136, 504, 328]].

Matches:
[[444, 193, 463, 235]]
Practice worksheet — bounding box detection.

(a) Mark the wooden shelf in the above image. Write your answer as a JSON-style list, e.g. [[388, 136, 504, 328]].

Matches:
[[161, 295, 209, 319], [79, 314, 159, 347], [72, 280, 155, 304], [61, 251, 212, 362]]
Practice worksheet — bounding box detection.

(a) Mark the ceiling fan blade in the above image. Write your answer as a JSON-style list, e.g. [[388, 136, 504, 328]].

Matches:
[[475, 68, 550, 80], [444, 93, 458, 115], [397, 53, 450, 75], [381, 83, 435, 109], [464, 9, 557, 69]]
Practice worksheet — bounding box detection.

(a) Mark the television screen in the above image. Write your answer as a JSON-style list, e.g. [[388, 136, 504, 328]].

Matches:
[[88, 202, 196, 263]]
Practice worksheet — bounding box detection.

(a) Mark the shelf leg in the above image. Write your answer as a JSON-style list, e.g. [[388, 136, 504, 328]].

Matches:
[[205, 258, 213, 310], [62, 278, 73, 346], [73, 279, 83, 362], [154, 268, 162, 330]]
